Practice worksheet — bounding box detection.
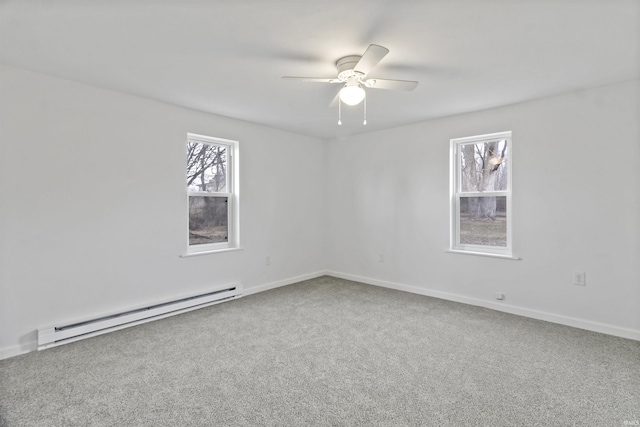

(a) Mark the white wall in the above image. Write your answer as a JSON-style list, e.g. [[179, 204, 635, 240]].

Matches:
[[0, 65, 327, 358], [326, 79, 640, 339], [1, 66, 638, 359]]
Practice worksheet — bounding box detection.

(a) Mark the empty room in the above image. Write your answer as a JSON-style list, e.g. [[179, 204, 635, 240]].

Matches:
[[1, 1, 639, 426]]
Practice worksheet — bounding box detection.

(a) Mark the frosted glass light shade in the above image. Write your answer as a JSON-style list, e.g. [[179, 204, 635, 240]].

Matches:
[[339, 85, 366, 105]]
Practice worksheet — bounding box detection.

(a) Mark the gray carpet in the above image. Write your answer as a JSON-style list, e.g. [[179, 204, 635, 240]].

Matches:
[[0, 276, 638, 426]]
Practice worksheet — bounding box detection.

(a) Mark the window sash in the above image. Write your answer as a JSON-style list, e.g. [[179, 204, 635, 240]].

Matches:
[[453, 194, 511, 252], [187, 191, 232, 198], [187, 194, 232, 251], [187, 140, 231, 194], [456, 139, 510, 194]]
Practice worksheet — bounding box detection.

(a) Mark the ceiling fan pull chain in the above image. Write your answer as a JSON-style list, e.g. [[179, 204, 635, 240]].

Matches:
[[338, 98, 342, 125], [363, 96, 367, 125]]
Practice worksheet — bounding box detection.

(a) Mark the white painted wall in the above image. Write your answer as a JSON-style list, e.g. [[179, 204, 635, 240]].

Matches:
[[1, 65, 638, 359], [0, 65, 327, 358], [326, 79, 640, 338]]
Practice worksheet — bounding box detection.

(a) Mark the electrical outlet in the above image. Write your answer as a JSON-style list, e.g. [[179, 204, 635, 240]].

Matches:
[[573, 272, 586, 286], [379, 254, 385, 262], [265, 256, 271, 266]]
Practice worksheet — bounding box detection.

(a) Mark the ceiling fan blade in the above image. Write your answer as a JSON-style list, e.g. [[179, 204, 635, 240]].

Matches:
[[364, 78, 418, 91], [282, 76, 341, 83], [353, 44, 389, 77]]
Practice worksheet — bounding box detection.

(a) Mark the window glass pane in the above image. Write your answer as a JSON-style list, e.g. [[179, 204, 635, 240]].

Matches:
[[460, 140, 508, 192], [187, 141, 227, 193], [459, 196, 507, 247], [189, 196, 228, 245]]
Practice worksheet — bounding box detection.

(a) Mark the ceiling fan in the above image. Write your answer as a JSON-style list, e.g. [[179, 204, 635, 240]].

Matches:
[[282, 44, 418, 124]]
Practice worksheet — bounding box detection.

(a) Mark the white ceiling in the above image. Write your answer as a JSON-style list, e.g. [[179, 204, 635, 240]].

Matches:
[[1, 0, 638, 140]]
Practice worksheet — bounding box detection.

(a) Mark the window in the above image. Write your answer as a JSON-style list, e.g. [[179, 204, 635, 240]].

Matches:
[[450, 131, 512, 257], [186, 133, 239, 254]]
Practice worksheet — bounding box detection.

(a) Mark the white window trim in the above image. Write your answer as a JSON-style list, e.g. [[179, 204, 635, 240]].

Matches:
[[184, 133, 240, 256], [449, 131, 517, 259]]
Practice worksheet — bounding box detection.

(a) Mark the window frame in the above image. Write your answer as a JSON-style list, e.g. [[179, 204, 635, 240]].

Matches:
[[449, 131, 514, 258], [185, 133, 240, 256]]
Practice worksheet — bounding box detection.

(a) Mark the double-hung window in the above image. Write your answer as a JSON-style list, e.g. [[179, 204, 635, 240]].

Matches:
[[450, 131, 513, 258], [186, 133, 239, 254]]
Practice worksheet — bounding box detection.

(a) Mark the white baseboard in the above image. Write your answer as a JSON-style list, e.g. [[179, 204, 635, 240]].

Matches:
[[243, 270, 328, 296], [0, 271, 330, 361], [0, 342, 37, 361], [3, 269, 635, 360], [326, 270, 640, 341]]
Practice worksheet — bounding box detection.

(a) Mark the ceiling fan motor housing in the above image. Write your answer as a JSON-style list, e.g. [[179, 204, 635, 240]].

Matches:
[[336, 55, 365, 81]]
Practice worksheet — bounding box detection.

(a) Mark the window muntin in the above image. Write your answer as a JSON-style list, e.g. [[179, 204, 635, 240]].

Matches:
[[186, 134, 238, 254], [451, 132, 512, 256]]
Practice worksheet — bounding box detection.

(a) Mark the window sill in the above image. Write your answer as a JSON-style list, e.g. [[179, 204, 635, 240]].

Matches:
[[181, 247, 243, 258], [445, 249, 521, 260]]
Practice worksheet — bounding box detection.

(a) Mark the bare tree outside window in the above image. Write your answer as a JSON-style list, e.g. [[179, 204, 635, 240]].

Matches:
[[187, 142, 227, 192]]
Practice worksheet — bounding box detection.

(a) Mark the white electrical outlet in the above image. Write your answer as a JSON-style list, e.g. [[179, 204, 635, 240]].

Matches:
[[573, 272, 586, 286], [379, 254, 385, 262], [265, 256, 271, 266]]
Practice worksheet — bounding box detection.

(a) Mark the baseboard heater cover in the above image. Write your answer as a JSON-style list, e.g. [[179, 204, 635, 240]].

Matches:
[[37, 284, 242, 350]]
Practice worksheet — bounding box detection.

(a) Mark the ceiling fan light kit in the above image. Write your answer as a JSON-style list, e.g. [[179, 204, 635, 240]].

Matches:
[[339, 79, 366, 106], [282, 44, 418, 126]]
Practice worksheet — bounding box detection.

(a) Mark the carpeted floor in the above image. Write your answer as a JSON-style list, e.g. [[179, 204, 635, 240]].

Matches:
[[0, 276, 638, 426]]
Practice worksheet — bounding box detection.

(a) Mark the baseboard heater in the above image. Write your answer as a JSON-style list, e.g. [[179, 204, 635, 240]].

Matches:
[[37, 284, 242, 350]]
